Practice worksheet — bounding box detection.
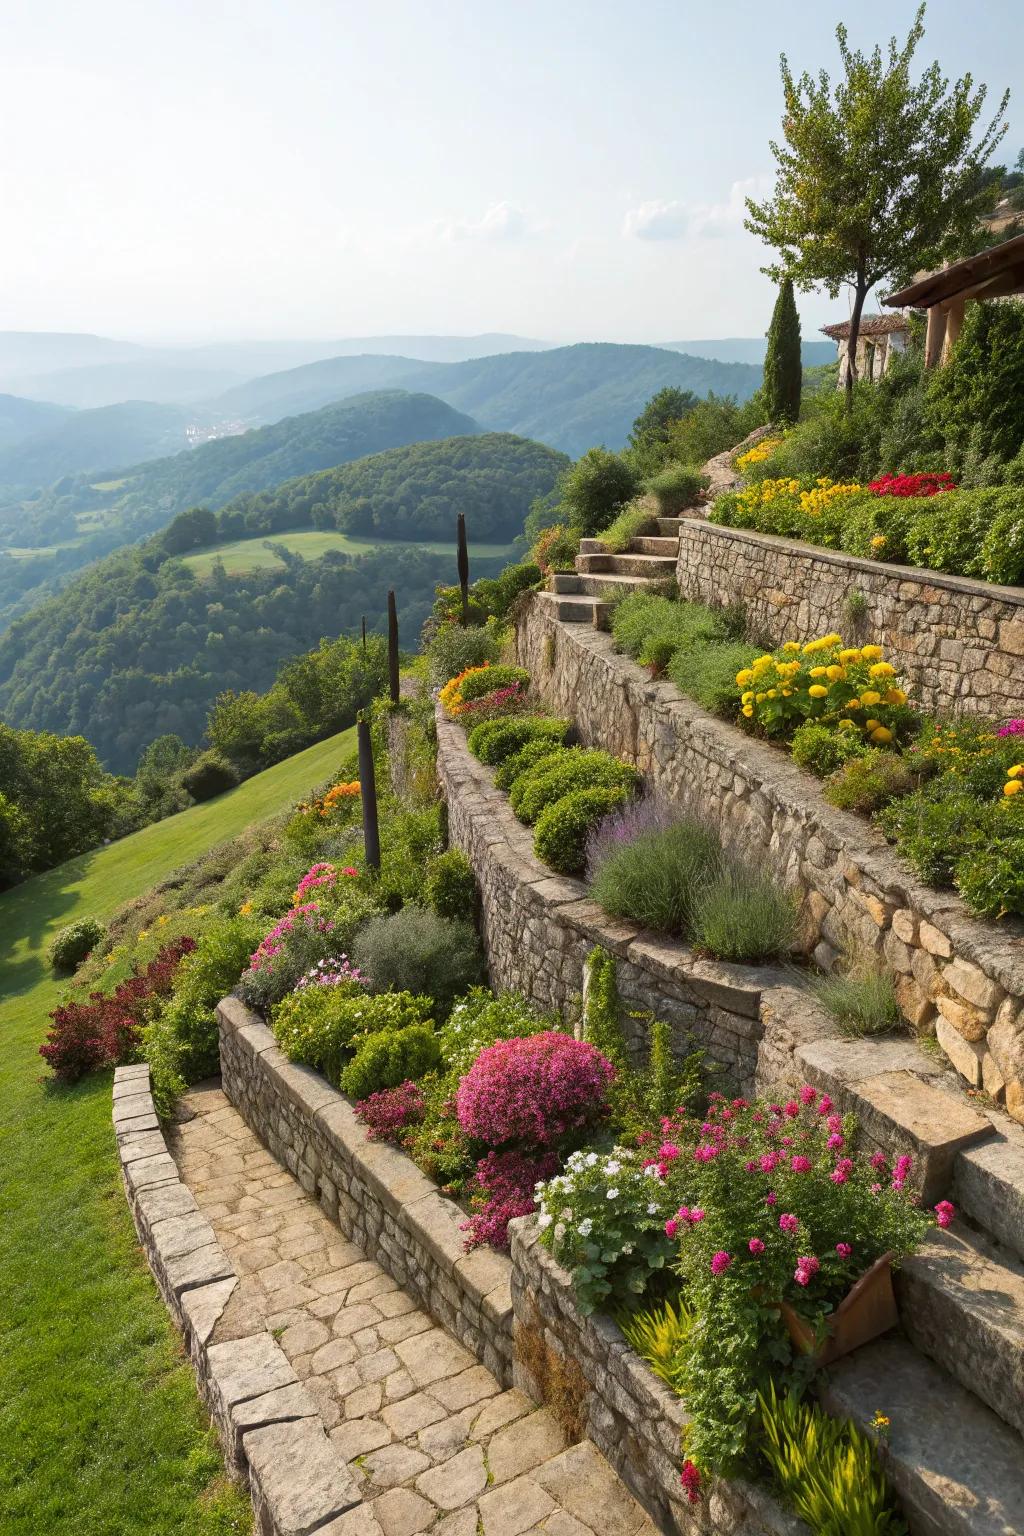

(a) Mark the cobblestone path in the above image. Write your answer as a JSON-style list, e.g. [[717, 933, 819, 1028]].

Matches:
[[171, 1082, 660, 1536]]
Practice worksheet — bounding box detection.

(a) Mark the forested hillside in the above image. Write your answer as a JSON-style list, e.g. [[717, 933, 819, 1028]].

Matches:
[[0, 394, 72, 453], [0, 400, 200, 492], [203, 432, 567, 545], [211, 354, 428, 421], [0, 540, 500, 773]]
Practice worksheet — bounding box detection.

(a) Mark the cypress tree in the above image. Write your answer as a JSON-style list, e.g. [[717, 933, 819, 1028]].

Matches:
[[764, 277, 803, 425]]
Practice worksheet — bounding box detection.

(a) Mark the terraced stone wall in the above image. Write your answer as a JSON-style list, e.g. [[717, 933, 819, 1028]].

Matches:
[[516, 598, 1024, 1122], [674, 519, 1024, 719]]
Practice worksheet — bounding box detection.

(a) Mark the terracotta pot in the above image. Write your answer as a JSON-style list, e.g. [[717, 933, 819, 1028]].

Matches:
[[778, 1252, 897, 1367]]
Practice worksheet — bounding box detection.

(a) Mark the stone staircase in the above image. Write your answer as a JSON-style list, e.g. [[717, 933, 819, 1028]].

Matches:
[[522, 595, 1024, 1536], [540, 517, 687, 626]]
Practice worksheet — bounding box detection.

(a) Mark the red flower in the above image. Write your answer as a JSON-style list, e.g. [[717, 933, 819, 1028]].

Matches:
[[680, 1460, 702, 1504]]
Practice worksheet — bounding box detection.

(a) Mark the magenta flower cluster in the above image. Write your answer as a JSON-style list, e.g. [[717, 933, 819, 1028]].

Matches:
[[456, 1032, 615, 1148], [461, 1149, 559, 1250], [294, 862, 339, 904], [248, 903, 333, 972], [355, 1080, 426, 1141], [997, 719, 1024, 737]]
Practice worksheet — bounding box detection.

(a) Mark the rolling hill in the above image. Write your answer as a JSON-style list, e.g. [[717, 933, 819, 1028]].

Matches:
[[211, 353, 428, 421], [0, 399, 205, 491], [0, 394, 72, 453], [659, 336, 837, 368]]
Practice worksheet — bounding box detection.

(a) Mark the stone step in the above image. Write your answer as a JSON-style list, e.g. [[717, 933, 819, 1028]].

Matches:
[[897, 1225, 1024, 1438], [534, 589, 611, 626], [570, 571, 673, 599], [955, 1131, 1024, 1265], [655, 517, 686, 536], [550, 572, 582, 593], [577, 552, 676, 578], [630, 535, 679, 556], [822, 1336, 1024, 1536]]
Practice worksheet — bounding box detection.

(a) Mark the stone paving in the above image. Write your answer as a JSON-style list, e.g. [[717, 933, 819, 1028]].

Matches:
[[171, 1082, 660, 1536]]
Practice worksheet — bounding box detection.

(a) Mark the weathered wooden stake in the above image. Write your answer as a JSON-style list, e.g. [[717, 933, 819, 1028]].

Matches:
[[456, 512, 470, 625], [387, 589, 400, 704], [357, 715, 381, 872]]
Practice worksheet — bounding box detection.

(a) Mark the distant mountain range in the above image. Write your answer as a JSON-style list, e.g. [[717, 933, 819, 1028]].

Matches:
[[659, 337, 836, 367]]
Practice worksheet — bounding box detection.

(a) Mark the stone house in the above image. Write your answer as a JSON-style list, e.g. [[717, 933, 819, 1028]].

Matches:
[[820, 313, 910, 386]]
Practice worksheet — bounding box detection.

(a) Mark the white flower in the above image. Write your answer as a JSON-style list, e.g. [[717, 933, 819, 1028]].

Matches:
[[604, 1160, 622, 1176], [560, 1207, 573, 1221], [643, 1163, 661, 1178], [606, 1188, 620, 1200], [586, 1152, 598, 1167], [647, 1203, 658, 1215], [622, 1242, 634, 1255], [578, 1218, 593, 1237], [538, 1212, 553, 1229]]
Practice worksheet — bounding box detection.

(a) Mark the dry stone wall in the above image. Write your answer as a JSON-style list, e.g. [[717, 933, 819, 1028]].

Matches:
[[217, 999, 515, 1384], [674, 518, 1024, 720], [516, 597, 1024, 1121]]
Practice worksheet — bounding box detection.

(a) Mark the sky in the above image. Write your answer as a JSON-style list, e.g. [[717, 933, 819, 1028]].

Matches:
[[1, 0, 1021, 346]]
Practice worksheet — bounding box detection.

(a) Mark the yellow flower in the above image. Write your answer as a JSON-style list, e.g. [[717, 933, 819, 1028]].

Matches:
[[782, 641, 801, 654], [741, 691, 754, 704], [860, 690, 881, 706], [860, 644, 883, 661], [156, 914, 169, 927], [755, 692, 766, 703], [871, 1411, 891, 1430], [825, 665, 845, 682], [871, 534, 887, 550], [767, 689, 778, 700], [742, 704, 754, 718], [1008, 764, 1024, 778], [846, 697, 862, 710], [781, 688, 793, 698], [239, 900, 254, 916], [837, 719, 857, 732], [869, 661, 895, 679], [808, 685, 828, 698], [822, 633, 842, 646], [885, 688, 907, 706], [839, 648, 861, 664], [138, 929, 149, 942], [736, 669, 754, 686], [870, 726, 893, 745], [809, 666, 828, 678], [1005, 781, 1023, 796]]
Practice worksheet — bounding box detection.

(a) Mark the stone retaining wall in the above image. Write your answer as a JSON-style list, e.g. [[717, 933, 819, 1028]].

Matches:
[[674, 518, 1024, 719], [516, 597, 1024, 1121], [509, 1217, 803, 1536], [113, 1064, 362, 1536], [217, 999, 515, 1385]]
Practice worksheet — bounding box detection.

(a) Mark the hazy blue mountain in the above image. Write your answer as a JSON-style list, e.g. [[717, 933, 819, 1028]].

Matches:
[[212, 354, 428, 421], [12, 362, 245, 409], [0, 394, 73, 454], [0, 400, 205, 490], [659, 336, 836, 368]]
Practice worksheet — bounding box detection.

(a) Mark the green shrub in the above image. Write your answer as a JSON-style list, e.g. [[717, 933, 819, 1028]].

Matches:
[[790, 721, 870, 778], [424, 849, 477, 920], [427, 622, 502, 685], [467, 714, 569, 766], [823, 750, 918, 814], [691, 865, 798, 963], [809, 967, 902, 1038], [438, 987, 558, 1076], [876, 790, 997, 886], [272, 986, 432, 1082], [493, 739, 572, 791], [181, 750, 240, 802], [589, 819, 721, 937], [610, 593, 731, 669], [664, 393, 766, 466], [510, 750, 641, 825], [758, 1381, 907, 1536], [618, 1297, 692, 1395], [596, 502, 657, 553], [644, 463, 709, 513], [339, 1023, 442, 1100], [532, 523, 581, 573], [533, 785, 631, 875], [237, 889, 380, 1011], [560, 448, 640, 536], [352, 907, 483, 1015], [48, 917, 105, 972], [667, 639, 761, 717], [953, 829, 1024, 919], [925, 298, 1024, 480], [469, 562, 543, 621], [457, 664, 530, 703]]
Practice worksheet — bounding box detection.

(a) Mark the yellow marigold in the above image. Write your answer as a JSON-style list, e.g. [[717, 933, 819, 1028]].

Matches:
[[839, 648, 861, 663], [809, 666, 828, 678], [822, 633, 842, 646], [741, 690, 754, 704], [860, 644, 883, 661], [239, 900, 254, 916], [766, 689, 778, 700], [782, 641, 801, 654], [742, 704, 754, 718], [1008, 764, 1024, 778], [870, 726, 893, 745], [837, 719, 857, 732], [869, 661, 895, 679], [808, 685, 828, 698], [825, 665, 845, 682], [885, 688, 907, 706], [865, 718, 881, 732], [736, 669, 754, 686], [847, 697, 862, 710], [1005, 781, 1023, 796], [871, 535, 887, 550], [860, 690, 882, 706]]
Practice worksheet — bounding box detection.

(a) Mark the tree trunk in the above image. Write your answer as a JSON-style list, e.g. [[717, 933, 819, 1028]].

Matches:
[[357, 716, 381, 872], [456, 513, 470, 625], [844, 280, 869, 408]]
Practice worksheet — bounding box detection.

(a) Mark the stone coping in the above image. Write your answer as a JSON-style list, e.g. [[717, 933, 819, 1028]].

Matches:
[[112, 1064, 361, 1536], [216, 999, 515, 1384], [689, 516, 1024, 610]]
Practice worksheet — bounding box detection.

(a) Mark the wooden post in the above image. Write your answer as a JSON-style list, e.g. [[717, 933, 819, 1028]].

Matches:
[[924, 305, 947, 369], [941, 296, 966, 365], [387, 589, 400, 705], [361, 615, 366, 654], [456, 513, 470, 626], [357, 715, 380, 872]]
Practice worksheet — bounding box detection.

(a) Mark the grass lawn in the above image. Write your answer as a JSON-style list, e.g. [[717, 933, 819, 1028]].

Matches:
[[182, 528, 517, 577], [0, 727, 357, 1536]]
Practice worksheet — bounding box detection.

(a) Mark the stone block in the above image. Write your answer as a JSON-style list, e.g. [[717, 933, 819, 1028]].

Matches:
[[842, 1070, 991, 1203], [943, 957, 1004, 1013], [954, 1133, 1024, 1263], [124, 1152, 181, 1191], [935, 1016, 984, 1087], [245, 1417, 360, 1535], [935, 994, 989, 1043], [180, 1276, 238, 1351]]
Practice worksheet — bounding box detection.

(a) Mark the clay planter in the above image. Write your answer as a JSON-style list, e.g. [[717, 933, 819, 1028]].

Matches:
[[778, 1252, 897, 1368]]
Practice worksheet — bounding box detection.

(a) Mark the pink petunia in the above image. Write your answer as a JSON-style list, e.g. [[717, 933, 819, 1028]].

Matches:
[[748, 1237, 765, 1256], [779, 1212, 799, 1234], [710, 1250, 732, 1276], [836, 1242, 853, 1259], [934, 1200, 955, 1228], [790, 1155, 812, 1173]]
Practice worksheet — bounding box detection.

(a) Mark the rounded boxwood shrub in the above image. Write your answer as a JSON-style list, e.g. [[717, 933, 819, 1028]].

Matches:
[[182, 750, 240, 802], [533, 785, 631, 875], [48, 916, 105, 972], [510, 750, 641, 825], [458, 665, 530, 704], [790, 721, 869, 779], [467, 714, 569, 766], [340, 1023, 442, 1100], [494, 739, 573, 791], [352, 907, 483, 1015], [424, 849, 477, 920], [273, 987, 433, 1083]]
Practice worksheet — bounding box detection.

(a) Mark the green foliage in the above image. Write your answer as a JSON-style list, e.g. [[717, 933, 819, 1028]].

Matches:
[[48, 917, 105, 972], [437, 987, 558, 1077], [426, 621, 502, 685], [510, 750, 641, 825], [809, 966, 902, 1038], [161, 506, 218, 555], [582, 947, 627, 1070], [823, 750, 918, 814], [667, 639, 761, 717], [610, 592, 734, 671], [589, 820, 722, 938], [644, 463, 709, 514], [618, 1297, 693, 1395], [954, 829, 1024, 919], [457, 664, 530, 703], [595, 502, 657, 553], [664, 393, 767, 466], [876, 790, 997, 886], [625, 386, 699, 475], [181, 751, 240, 802], [533, 784, 631, 875], [758, 1381, 908, 1536], [352, 907, 484, 1016], [424, 849, 477, 921], [493, 739, 572, 791], [0, 722, 120, 888], [925, 299, 1024, 481], [746, 7, 1008, 401], [764, 278, 803, 425], [272, 985, 433, 1083], [790, 720, 869, 778], [691, 865, 799, 963], [559, 448, 640, 536], [467, 714, 569, 766], [339, 1023, 442, 1100]]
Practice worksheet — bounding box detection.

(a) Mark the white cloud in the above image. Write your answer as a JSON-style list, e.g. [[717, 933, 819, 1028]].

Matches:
[[439, 201, 532, 242], [623, 176, 773, 242]]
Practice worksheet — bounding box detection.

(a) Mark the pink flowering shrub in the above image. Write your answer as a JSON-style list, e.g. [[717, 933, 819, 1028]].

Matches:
[[355, 1080, 427, 1142], [461, 1148, 559, 1251], [294, 955, 366, 991], [456, 1031, 615, 1148], [248, 903, 333, 973], [998, 719, 1024, 737], [293, 862, 340, 905]]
